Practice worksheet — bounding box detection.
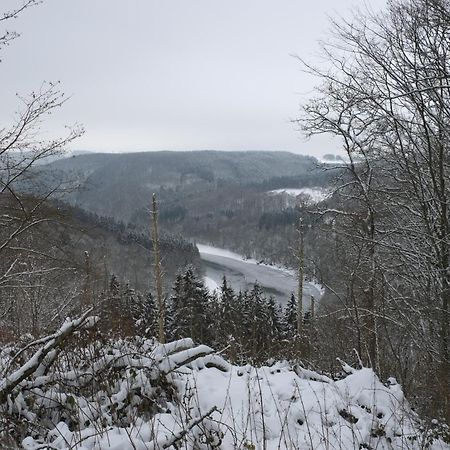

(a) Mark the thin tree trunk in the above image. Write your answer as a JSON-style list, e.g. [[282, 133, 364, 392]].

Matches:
[[152, 193, 165, 343], [82, 251, 91, 311], [367, 214, 378, 371], [297, 218, 304, 335]]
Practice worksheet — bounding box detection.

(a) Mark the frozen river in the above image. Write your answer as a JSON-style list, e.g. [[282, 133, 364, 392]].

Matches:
[[197, 244, 323, 307]]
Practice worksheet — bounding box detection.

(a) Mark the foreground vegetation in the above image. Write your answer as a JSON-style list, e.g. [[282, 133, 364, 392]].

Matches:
[[1, 314, 448, 449]]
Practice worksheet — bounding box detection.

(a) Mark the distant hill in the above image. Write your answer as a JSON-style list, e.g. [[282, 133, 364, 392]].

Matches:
[[43, 150, 320, 222]]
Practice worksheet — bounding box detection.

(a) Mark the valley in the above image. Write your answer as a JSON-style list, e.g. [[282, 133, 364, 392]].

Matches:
[[39, 150, 332, 301]]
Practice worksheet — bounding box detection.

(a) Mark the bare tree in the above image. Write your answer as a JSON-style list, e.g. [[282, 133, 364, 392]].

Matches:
[[299, 0, 450, 420], [0, 1, 84, 337]]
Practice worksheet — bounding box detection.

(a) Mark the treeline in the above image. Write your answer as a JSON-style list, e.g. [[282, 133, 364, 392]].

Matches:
[[45, 150, 318, 224], [0, 194, 201, 341], [248, 170, 333, 191], [98, 268, 315, 364], [63, 201, 199, 256]]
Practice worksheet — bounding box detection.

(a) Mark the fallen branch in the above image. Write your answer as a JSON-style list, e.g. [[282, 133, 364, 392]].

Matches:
[[0, 308, 96, 404], [160, 406, 218, 449]]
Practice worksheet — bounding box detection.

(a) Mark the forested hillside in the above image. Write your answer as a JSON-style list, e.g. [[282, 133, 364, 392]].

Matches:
[[0, 196, 199, 340], [43, 150, 320, 220], [38, 150, 332, 267]]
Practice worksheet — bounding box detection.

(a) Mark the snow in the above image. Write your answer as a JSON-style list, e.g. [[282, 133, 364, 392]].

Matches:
[[203, 276, 219, 293], [197, 243, 294, 276], [308, 280, 326, 298], [171, 364, 428, 449], [0, 310, 97, 399], [317, 156, 351, 165], [267, 187, 330, 204], [198, 243, 325, 304], [198, 243, 257, 263], [15, 338, 448, 450]]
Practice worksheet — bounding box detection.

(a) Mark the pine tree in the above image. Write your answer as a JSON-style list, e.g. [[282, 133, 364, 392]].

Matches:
[[167, 273, 184, 340], [166, 268, 212, 344], [132, 292, 157, 337], [104, 275, 122, 334], [266, 296, 282, 342], [242, 284, 268, 359], [183, 268, 211, 344], [283, 293, 298, 338], [120, 282, 136, 335], [215, 276, 238, 348]]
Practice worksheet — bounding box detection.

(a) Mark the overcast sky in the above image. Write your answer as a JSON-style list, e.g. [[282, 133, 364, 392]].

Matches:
[[0, 0, 386, 156]]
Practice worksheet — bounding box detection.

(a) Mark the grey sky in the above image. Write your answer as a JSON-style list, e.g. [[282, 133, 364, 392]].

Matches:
[[0, 0, 386, 156]]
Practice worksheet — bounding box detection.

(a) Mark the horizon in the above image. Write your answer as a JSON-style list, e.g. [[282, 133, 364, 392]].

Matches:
[[0, 0, 385, 157], [67, 148, 331, 158]]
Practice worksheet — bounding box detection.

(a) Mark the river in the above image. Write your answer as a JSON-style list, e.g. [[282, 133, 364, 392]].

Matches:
[[197, 244, 323, 307]]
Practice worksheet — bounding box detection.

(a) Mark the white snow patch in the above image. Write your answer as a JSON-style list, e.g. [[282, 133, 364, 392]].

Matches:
[[317, 156, 350, 165], [268, 187, 330, 204], [197, 244, 250, 262], [203, 276, 219, 293], [309, 280, 326, 297]]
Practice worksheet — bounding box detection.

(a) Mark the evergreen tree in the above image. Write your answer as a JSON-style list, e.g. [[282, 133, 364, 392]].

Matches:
[[132, 292, 157, 337], [167, 268, 212, 344], [104, 275, 122, 334], [266, 296, 282, 342], [167, 273, 184, 340], [283, 293, 298, 338], [183, 268, 211, 344], [214, 276, 238, 349], [241, 284, 269, 359], [120, 282, 137, 335]]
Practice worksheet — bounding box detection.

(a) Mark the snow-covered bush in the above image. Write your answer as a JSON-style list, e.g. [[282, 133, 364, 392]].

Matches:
[[0, 315, 448, 449]]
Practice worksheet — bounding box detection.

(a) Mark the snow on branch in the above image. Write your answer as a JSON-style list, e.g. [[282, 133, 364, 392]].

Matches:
[[0, 308, 97, 404]]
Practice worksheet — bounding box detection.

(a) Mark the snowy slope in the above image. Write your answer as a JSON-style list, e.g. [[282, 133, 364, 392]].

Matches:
[[13, 336, 447, 450], [268, 187, 330, 204]]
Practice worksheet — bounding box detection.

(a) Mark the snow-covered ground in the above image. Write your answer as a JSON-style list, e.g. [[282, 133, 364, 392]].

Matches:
[[316, 156, 350, 165], [267, 187, 330, 204], [19, 337, 448, 450]]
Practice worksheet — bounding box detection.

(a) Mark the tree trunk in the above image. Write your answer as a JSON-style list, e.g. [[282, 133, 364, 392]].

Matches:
[[297, 218, 304, 336], [152, 193, 165, 344]]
